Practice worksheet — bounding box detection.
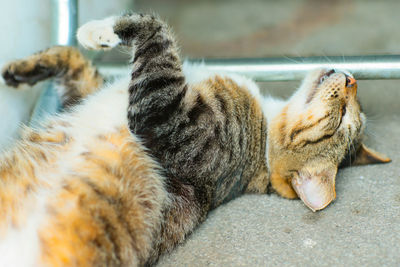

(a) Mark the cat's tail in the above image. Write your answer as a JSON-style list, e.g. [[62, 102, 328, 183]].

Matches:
[[1, 46, 103, 107], [77, 13, 187, 140]]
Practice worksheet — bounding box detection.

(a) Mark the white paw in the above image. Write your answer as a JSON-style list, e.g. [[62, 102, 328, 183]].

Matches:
[[77, 17, 121, 50]]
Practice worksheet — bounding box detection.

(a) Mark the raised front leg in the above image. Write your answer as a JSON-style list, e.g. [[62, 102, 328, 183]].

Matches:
[[2, 46, 103, 107], [77, 14, 186, 140]]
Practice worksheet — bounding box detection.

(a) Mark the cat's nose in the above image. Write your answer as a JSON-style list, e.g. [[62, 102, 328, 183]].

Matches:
[[345, 75, 357, 87], [344, 74, 357, 96]]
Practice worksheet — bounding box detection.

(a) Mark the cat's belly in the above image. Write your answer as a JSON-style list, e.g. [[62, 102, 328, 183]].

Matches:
[[0, 77, 135, 266]]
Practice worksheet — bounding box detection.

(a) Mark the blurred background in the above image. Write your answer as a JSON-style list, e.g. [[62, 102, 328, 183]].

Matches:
[[1, 0, 400, 62], [136, 0, 400, 58]]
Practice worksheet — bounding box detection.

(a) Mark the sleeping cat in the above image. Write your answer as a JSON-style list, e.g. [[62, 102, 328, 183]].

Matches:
[[0, 12, 389, 266]]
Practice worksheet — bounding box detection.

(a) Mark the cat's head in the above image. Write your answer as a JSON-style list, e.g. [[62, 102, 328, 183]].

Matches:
[[267, 68, 390, 211]]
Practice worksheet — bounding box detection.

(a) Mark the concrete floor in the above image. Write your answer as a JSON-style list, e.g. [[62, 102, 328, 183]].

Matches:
[[130, 0, 400, 266]]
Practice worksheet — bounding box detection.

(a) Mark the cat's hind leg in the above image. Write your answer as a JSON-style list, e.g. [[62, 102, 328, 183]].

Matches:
[[2, 46, 103, 107]]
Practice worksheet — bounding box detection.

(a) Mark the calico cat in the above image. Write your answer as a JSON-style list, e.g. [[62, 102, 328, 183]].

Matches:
[[0, 12, 389, 267]]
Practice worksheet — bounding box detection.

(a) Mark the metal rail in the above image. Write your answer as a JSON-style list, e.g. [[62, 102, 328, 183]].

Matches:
[[98, 55, 400, 82], [51, 0, 78, 46], [31, 0, 78, 125]]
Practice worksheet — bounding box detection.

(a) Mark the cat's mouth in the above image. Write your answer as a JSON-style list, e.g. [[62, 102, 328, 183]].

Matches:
[[306, 69, 356, 105], [306, 69, 336, 104]]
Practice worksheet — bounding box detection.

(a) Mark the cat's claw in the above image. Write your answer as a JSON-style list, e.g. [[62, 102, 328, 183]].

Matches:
[[77, 17, 121, 50], [2, 68, 19, 87], [2, 62, 53, 88]]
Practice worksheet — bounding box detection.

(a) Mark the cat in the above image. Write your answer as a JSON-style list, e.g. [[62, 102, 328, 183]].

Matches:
[[0, 12, 390, 267]]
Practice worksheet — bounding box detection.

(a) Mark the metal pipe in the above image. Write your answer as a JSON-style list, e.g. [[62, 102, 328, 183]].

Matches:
[[51, 0, 78, 46], [31, 0, 79, 124], [97, 55, 400, 82]]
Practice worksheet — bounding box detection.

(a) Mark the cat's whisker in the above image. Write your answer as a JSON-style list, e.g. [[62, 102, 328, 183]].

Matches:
[[365, 111, 383, 122], [291, 51, 306, 63], [364, 127, 378, 139], [350, 138, 356, 160], [282, 55, 301, 64], [322, 52, 333, 64], [347, 135, 353, 166], [116, 46, 132, 56]]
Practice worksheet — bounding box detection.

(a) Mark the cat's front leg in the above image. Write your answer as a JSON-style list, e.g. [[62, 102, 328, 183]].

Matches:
[[77, 13, 187, 162]]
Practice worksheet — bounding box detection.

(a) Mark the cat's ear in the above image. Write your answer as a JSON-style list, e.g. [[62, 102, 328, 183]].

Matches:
[[352, 144, 391, 166], [291, 163, 337, 212]]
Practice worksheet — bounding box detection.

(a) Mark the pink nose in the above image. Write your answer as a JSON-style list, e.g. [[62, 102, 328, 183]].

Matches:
[[346, 76, 357, 87]]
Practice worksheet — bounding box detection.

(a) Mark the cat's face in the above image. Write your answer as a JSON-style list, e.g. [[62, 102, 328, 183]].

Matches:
[[268, 69, 390, 211]]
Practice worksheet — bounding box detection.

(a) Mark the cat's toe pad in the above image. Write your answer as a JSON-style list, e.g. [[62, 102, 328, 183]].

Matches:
[[2, 61, 52, 88], [2, 61, 33, 87], [77, 18, 120, 50], [2, 69, 19, 87]]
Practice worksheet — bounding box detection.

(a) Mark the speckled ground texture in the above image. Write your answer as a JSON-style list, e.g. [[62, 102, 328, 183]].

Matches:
[[132, 0, 400, 266]]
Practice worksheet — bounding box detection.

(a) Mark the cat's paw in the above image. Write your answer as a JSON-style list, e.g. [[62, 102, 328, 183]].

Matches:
[[77, 17, 121, 50], [2, 60, 53, 88]]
